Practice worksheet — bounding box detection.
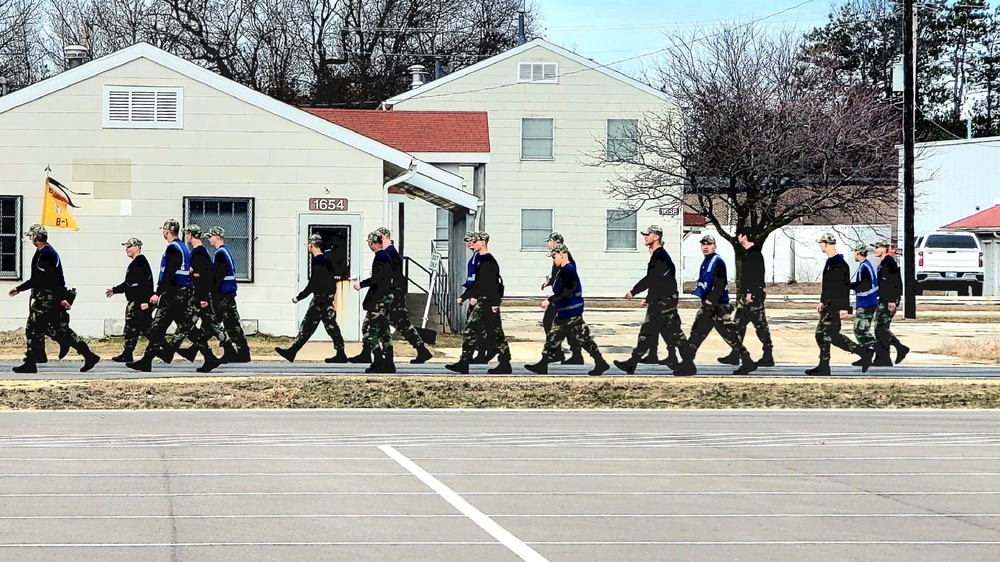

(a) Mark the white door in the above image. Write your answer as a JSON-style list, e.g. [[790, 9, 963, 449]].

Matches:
[[296, 213, 363, 341]]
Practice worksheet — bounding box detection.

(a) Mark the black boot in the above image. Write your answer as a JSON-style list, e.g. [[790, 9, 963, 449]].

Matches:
[[473, 349, 498, 365], [111, 347, 135, 363], [12, 361, 37, 374], [589, 354, 610, 376], [658, 348, 679, 369], [732, 353, 758, 376], [872, 345, 893, 367], [348, 344, 372, 364], [58, 339, 71, 360], [613, 356, 639, 375], [365, 349, 384, 374], [177, 346, 199, 363], [325, 349, 349, 363], [487, 355, 513, 374], [274, 344, 300, 363], [717, 350, 740, 366], [382, 347, 396, 374], [75, 342, 101, 373], [126, 352, 154, 372], [640, 350, 660, 364], [672, 358, 697, 376], [805, 359, 831, 376], [561, 349, 585, 365], [894, 343, 910, 365], [855, 346, 875, 373], [756, 348, 775, 368], [524, 359, 549, 374], [156, 344, 176, 364], [196, 348, 222, 373], [410, 346, 433, 364], [236, 346, 252, 363], [220, 343, 240, 364], [445, 359, 469, 374]]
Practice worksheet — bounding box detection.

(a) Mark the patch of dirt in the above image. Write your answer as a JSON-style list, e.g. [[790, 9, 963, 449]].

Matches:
[[0, 377, 997, 409], [929, 339, 1000, 364]]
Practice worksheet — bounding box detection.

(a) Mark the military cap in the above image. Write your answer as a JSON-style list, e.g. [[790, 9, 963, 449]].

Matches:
[[183, 224, 203, 237], [699, 234, 716, 245], [162, 219, 181, 233], [121, 237, 142, 248], [871, 240, 890, 249], [817, 233, 837, 244], [475, 231, 490, 243], [375, 226, 391, 238], [463, 231, 476, 242], [366, 231, 383, 244], [641, 224, 663, 236], [307, 234, 323, 246], [548, 243, 569, 257], [207, 226, 225, 239], [24, 224, 47, 238], [853, 243, 869, 255], [547, 232, 564, 243]]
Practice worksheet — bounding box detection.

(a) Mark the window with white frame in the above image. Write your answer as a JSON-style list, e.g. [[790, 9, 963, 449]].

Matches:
[[606, 209, 638, 250], [435, 208, 450, 241], [521, 118, 554, 160], [103, 86, 183, 129], [521, 209, 553, 250], [517, 62, 558, 83], [0, 196, 22, 280], [607, 119, 639, 161], [184, 197, 254, 281]]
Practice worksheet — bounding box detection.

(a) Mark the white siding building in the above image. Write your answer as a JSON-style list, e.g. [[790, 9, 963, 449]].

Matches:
[[0, 43, 476, 339], [386, 39, 681, 297]]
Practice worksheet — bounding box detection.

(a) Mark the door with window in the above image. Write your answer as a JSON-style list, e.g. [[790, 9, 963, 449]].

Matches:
[[297, 213, 362, 341]]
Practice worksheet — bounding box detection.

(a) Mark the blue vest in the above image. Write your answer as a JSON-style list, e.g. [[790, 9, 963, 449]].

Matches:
[[853, 259, 879, 308], [215, 244, 238, 295], [159, 239, 191, 287], [464, 252, 478, 288], [694, 254, 729, 304], [552, 263, 584, 319]]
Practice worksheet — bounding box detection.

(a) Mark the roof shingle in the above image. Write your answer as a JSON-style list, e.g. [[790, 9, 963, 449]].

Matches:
[[303, 108, 490, 153]]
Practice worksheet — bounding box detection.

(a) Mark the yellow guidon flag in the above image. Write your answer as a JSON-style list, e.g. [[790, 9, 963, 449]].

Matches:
[[41, 177, 87, 231]]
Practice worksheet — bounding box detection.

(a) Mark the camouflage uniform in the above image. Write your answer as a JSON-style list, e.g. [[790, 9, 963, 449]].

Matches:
[[122, 301, 152, 351], [148, 288, 208, 354], [687, 302, 746, 354], [462, 301, 510, 360], [294, 293, 346, 350], [542, 315, 600, 361], [732, 298, 773, 350], [632, 298, 688, 359], [214, 293, 250, 352], [26, 293, 84, 360], [362, 295, 394, 353], [874, 301, 900, 349], [816, 308, 860, 361], [853, 305, 877, 347]]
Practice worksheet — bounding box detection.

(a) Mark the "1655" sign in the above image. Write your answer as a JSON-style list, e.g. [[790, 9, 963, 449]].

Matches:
[[309, 198, 348, 211]]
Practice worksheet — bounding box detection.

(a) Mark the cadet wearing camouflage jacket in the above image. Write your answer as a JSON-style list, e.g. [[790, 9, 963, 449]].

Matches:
[[447, 231, 512, 374], [808, 233, 874, 376], [719, 228, 774, 368], [463, 231, 495, 364], [127, 219, 220, 373], [354, 231, 397, 373], [614, 224, 694, 376], [207, 226, 250, 363], [525, 244, 610, 376], [872, 241, 909, 366], [9, 224, 100, 374], [106, 237, 153, 363], [850, 244, 879, 365], [540, 232, 584, 365], [276, 234, 347, 364], [376, 227, 432, 364]]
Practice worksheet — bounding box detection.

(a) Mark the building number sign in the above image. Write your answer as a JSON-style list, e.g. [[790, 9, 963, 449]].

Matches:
[[309, 198, 349, 211]]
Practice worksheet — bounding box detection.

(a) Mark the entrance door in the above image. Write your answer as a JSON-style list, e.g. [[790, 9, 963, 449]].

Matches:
[[297, 213, 363, 341]]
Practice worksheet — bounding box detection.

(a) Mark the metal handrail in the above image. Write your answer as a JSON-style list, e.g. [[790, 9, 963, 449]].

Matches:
[[402, 256, 430, 294]]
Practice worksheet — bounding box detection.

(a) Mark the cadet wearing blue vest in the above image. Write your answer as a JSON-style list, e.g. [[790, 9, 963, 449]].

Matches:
[[540, 232, 584, 365], [807, 233, 874, 375], [850, 244, 879, 365], [687, 234, 757, 375], [106, 237, 153, 364], [525, 244, 610, 376], [127, 219, 220, 373], [9, 224, 100, 374], [207, 226, 250, 363], [463, 231, 496, 364]]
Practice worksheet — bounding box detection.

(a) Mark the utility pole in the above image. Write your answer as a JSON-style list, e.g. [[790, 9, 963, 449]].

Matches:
[[903, 0, 917, 319]]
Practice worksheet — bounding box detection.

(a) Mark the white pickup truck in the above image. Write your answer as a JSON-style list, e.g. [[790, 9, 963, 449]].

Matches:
[[914, 231, 984, 296]]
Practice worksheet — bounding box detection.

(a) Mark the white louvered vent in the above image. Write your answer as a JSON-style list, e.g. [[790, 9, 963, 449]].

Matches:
[[103, 86, 184, 129], [517, 62, 558, 84]]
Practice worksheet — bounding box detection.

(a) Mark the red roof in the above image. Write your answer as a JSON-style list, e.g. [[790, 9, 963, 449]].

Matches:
[[944, 205, 1000, 229], [684, 212, 707, 227], [302, 108, 490, 153]]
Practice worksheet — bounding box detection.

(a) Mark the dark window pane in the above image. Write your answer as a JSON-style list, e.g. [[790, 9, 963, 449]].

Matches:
[[219, 201, 233, 214], [234, 201, 247, 214]]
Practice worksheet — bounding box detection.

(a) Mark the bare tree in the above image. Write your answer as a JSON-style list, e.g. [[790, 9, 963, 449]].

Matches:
[[595, 24, 900, 273], [0, 0, 47, 88]]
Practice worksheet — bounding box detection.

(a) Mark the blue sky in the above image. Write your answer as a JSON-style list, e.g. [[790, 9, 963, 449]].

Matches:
[[536, 0, 836, 77]]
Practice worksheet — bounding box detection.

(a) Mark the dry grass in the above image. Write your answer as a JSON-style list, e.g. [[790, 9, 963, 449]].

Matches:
[[929, 339, 1000, 364], [0, 376, 998, 410]]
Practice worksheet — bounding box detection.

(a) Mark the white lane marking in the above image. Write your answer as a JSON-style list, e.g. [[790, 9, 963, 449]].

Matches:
[[2, 513, 1000, 520], [0, 542, 494, 548], [4, 471, 999, 478], [2, 491, 1000, 498], [379, 445, 548, 562]]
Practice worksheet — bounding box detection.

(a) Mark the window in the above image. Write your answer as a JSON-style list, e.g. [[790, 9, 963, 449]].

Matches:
[[607, 210, 637, 250], [517, 62, 558, 83], [924, 234, 979, 249], [184, 197, 254, 282], [607, 119, 639, 161], [0, 196, 22, 280], [521, 118, 554, 160], [103, 86, 183, 129], [435, 208, 450, 241], [521, 209, 553, 250]]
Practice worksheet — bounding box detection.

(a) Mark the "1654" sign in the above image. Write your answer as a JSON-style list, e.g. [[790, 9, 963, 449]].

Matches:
[[309, 198, 348, 211]]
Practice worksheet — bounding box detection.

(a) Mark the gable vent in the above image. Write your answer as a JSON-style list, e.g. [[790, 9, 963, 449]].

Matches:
[[103, 86, 183, 129], [517, 62, 558, 83]]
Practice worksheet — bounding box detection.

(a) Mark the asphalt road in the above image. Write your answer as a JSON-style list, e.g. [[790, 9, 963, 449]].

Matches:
[[1, 360, 999, 380], [0, 410, 998, 561]]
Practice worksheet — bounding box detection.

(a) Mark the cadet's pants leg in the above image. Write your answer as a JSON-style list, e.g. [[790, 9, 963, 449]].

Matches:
[[318, 295, 346, 352]]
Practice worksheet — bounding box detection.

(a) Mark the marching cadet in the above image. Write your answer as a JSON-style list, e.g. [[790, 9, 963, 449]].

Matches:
[[463, 231, 495, 364], [614, 224, 694, 376], [872, 241, 909, 366], [808, 233, 874, 375], [167, 224, 231, 365], [353, 231, 396, 373], [8, 224, 100, 373], [541, 233, 584, 365], [718, 229, 774, 367], [447, 231, 513, 374], [850, 243, 879, 367], [639, 241, 679, 369], [375, 227, 433, 364], [127, 219, 220, 373], [686, 234, 757, 375], [105, 237, 153, 363], [525, 244, 610, 375], [275, 234, 348, 363], [207, 226, 250, 363]]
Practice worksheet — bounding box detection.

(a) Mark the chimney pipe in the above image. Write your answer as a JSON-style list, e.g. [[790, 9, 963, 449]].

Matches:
[[517, 10, 526, 45], [408, 64, 427, 89], [434, 57, 443, 80]]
